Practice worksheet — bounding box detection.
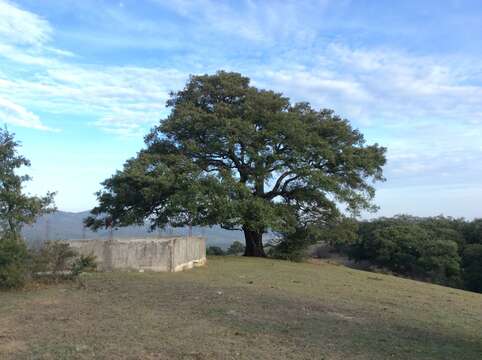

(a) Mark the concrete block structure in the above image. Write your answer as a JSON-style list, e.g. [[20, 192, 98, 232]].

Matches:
[[66, 237, 206, 272]]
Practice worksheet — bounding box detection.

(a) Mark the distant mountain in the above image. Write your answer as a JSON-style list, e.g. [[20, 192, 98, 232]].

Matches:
[[22, 211, 247, 249]]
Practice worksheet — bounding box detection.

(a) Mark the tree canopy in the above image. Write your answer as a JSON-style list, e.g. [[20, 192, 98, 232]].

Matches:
[[343, 215, 482, 291], [0, 128, 55, 242], [86, 71, 386, 256]]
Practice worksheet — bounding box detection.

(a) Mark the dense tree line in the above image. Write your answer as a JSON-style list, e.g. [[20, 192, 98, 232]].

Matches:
[[336, 216, 482, 293]]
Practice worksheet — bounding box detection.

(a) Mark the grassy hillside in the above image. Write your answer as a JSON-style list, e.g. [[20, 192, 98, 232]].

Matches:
[[1, 257, 481, 359]]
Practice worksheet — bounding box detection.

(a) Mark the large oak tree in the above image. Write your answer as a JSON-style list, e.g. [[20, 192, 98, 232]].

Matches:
[[86, 71, 386, 256]]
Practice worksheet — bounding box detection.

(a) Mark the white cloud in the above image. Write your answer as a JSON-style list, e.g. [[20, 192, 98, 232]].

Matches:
[[0, 64, 186, 135], [0, 0, 52, 46], [0, 97, 56, 131], [156, 0, 329, 44], [251, 44, 482, 130], [0, 1, 187, 134], [1, 0, 482, 148]]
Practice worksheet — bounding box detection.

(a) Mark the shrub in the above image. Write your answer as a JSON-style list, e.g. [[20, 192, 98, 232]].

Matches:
[[71, 254, 97, 276], [417, 239, 461, 286], [318, 218, 359, 250], [0, 237, 29, 289], [462, 244, 482, 292], [268, 239, 306, 262], [31, 241, 77, 276], [206, 246, 225, 256], [269, 226, 320, 262], [226, 241, 245, 255], [350, 220, 462, 285], [31, 241, 97, 282]]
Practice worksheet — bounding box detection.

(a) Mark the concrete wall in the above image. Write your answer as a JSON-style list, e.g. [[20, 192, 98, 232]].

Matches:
[[66, 237, 206, 272]]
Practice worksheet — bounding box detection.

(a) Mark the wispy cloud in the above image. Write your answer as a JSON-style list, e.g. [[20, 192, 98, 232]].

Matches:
[[0, 0, 187, 134], [0, 97, 57, 131], [0, 0, 51, 46], [156, 0, 326, 44]]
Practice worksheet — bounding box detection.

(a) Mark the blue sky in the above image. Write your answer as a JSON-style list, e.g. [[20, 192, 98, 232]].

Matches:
[[1, 0, 481, 218]]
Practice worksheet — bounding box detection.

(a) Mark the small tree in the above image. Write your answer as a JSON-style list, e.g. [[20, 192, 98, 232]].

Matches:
[[462, 244, 482, 292], [86, 71, 386, 256], [0, 128, 55, 242], [0, 128, 55, 288], [206, 246, 225, 256], [226, 240, 245, 255], [0, 235, 28, 289]]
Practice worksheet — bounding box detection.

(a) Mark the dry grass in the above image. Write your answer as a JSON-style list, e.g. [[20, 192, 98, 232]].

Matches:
[[0, 256, 481, 359]]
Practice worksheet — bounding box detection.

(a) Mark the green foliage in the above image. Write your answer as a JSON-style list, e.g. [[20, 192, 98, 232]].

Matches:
[[269, 225, 322, 262], [0, 128, 56, 289], [348, 216, 469, 287], [31, 241, 77, 276], [30, 241, 97, 282], [71, 254, 97, 276], [462, 219, 482, 245], [272, 216, 358, 261], [317, 217, 359, 250], [206, 246, 225, 256], [226, 240, 245, 255], [0, 235, 28, 289], [86, 71, 386, 256], [462, 244, 482, 292], [0, 128, 55, 241]]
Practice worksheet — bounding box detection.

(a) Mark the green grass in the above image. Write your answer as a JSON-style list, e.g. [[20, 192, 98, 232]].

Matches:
[[1, 256, 481, 359]]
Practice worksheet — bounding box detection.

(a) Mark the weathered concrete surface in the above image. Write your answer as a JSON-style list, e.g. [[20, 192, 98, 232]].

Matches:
[[66, 237, 206, 272]]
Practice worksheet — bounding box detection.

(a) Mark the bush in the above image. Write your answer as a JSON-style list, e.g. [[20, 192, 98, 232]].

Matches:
[[31, 241, 77, 276], [318, 218, 359, 250], [462, 244, 482, 292], [350, 220, 462, 285], [418, 239, 461, 286], [269, 226, 320, 262], [226, 241, 245, 255], [0, 238, 97, 289], [31, 241, 97, 282], [0, 237, 29, 289], [268, 239, 306, 262], [206, 246, 225, 256], [71, 254, 97, 276]]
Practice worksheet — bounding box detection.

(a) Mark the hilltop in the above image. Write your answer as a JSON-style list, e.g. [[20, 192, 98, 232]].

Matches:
[[1, 257, 481, 359]]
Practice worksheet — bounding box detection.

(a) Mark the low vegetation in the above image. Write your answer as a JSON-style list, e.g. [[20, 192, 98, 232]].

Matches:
[[207, 241, 246, 256], [324, 215, 482, 293], [1, 257, 481, 359], [0, 238, 96, 289]]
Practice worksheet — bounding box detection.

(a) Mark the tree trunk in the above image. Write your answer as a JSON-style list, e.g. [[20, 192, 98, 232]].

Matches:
[[243, 227, 266, 257]]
